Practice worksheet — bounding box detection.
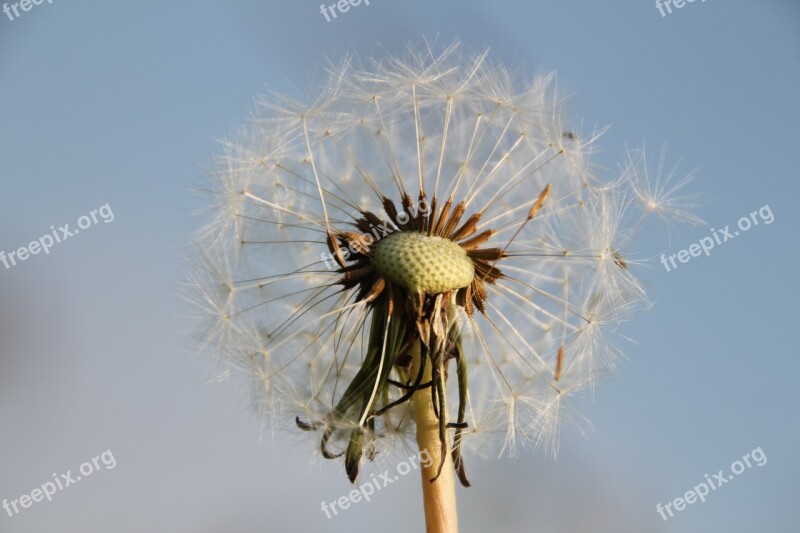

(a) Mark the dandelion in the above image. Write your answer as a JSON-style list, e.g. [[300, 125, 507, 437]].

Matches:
[[189, 42, 691, 532]]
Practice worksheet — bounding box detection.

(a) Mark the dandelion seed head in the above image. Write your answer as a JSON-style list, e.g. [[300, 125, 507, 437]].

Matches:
[[189, 41, 693, 482], [372, 232, 474, 293]]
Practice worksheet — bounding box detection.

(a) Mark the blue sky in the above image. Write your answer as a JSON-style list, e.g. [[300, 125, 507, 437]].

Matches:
[[1, 1, 798, 532]]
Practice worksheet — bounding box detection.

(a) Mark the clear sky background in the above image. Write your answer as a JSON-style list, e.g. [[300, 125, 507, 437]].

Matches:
[[1, 1, 798, 532]]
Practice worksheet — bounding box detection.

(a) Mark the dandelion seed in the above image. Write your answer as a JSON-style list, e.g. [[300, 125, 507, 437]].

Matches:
[[189, 41, 693, 532], [624, 144, 704, 228], [554, 345, 564, 381]]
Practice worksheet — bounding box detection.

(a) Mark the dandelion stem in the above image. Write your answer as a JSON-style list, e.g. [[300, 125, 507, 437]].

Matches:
[[412, 343, 459, 533]]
